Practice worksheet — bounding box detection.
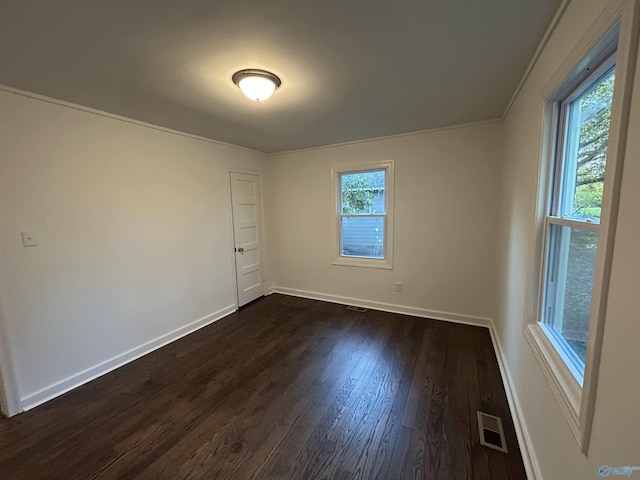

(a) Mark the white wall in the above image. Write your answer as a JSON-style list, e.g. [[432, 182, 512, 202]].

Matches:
[[497, 0, 640, 477], [265, 123, 501, 324], [0, 89, 265, 412]]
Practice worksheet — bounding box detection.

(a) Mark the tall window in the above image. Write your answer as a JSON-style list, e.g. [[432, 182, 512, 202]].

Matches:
[[525, 6, 637, 453], [541, 56, 615, 379], [332, 161, 394, 269]]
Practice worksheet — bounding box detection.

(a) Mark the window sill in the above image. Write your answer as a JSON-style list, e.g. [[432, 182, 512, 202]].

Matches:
[[332, 256, 393, 269], [524, 323, 583, 446]]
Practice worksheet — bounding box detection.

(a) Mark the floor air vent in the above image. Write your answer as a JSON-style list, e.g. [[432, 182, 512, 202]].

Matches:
[[346, 305, 368, 312], [477, 412, 508, 453]]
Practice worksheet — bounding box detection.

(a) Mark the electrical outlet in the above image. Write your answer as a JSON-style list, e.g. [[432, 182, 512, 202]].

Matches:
[[21, 232, 39, 247], [395, 282, 403, 292]]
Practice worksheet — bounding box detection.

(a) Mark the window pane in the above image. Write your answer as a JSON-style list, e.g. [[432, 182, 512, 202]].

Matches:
[[341, 170, 385, 214], [543, 225, 598, 366], [341, 216, 384, 258], [559, 68, 615, 223]]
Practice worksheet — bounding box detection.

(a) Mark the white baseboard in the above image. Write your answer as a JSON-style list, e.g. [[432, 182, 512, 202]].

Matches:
[[271, 286, 492, 328], [19, 304, 237, 412], [488, 323, 542, 480]]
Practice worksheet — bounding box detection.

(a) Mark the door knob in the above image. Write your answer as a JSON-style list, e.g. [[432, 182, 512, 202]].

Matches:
[[237, 247, 244, 253]]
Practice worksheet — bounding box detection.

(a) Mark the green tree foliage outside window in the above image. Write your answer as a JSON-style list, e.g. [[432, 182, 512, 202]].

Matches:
[[341, 171, 384, 214], [573, 73, 614, 220]]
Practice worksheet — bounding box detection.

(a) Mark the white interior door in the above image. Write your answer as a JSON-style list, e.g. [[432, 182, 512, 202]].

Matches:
[[230, 172, 264, 307]]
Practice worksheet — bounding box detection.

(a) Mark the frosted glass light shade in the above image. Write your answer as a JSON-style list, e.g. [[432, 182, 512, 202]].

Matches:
[[232, 69, 281, 102], [238, 76, 276, 101]]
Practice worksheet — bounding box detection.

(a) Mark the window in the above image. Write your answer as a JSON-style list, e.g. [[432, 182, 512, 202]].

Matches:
[[541, 58, 616, 379], [332, 161, 394, 269], [525, 8, 637, 452]]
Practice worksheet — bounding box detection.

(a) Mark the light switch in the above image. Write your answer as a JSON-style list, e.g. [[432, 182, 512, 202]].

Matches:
[[21, 232, 39, 247]]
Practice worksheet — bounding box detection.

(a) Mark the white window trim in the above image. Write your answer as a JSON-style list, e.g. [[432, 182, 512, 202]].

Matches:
[[524, 0, 639, 454], [331, 160, 394, 269]]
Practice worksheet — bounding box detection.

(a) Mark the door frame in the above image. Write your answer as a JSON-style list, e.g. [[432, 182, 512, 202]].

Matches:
[[227, 168, 266, 309], [0, 295, 20, 416]]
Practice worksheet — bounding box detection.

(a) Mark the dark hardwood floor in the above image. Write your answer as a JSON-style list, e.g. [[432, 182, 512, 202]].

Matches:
[[0, 294, 527, 479]]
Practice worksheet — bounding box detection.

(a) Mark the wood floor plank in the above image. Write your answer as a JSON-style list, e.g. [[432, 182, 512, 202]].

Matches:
[[351, 318, 425, 480], [399, 321, 451, 480], [381, 325, 431, 479], [422, 323, 451, 479], [0, 294, 527, 480], [454, 326, 474, 480]]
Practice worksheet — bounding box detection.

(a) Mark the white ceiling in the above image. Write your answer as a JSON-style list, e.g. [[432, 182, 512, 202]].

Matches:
[[0, 0, 561, 153]]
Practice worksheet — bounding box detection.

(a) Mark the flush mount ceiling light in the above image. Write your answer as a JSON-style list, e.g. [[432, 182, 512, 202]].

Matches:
[[232, 69, 281, 102]]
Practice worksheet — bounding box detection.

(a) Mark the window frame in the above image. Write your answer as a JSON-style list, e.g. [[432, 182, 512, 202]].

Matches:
[[525, 0, 639, 454], [540, 55, 616, 380], [331, 160, 394, 269]]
